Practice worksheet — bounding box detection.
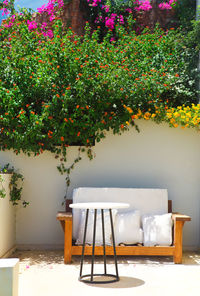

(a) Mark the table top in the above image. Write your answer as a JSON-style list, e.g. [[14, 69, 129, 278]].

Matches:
[[69, 202, 130, 210]]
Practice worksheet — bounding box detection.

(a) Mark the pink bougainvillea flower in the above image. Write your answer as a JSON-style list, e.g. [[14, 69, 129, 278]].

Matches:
[[91, 0, 101, 7], [119, 15, 124, 25], [125, 8, 132, 13], [159, 2, 172, 10], [46, 29, 54, 38], [169, 0, 177, 4], [105, 17, 115, 30], [135, 0, 152, 11], [49, 14, 55, 21], [41, 22, 48, 30], [102, 5, 109, 13], [27, 20, 38, 30]]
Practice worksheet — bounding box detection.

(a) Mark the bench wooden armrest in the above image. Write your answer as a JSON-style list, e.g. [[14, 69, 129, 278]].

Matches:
[[56, 211, 72, 221], [57, 211, 72, 263], [172, 212, 191, 264], [172, 213, 191, 222]]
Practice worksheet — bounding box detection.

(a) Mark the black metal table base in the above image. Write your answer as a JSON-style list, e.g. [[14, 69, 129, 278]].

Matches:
[[79, 208, 119, 284], [79, 274, 119, 284]]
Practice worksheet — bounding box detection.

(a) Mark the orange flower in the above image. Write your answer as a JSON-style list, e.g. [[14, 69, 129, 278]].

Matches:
[[66, 86, 71, 90], [5, 112, 9, 115], [76, 105, 80, 109], [56, 94, 60, 98], [64, 118, 68, 122], [48, 116, 53, 119], [77, 132, 80, 137], [61, 136, 64, 141]]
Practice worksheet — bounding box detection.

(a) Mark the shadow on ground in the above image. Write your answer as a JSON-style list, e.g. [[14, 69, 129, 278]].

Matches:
[[85, 276, 145, 288]]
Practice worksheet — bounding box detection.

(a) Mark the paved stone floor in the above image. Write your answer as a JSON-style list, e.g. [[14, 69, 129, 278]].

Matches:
[[10, 250, 200, 296]]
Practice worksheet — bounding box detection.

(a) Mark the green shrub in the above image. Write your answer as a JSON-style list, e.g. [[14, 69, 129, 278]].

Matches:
[[0, 13, 199, 157]]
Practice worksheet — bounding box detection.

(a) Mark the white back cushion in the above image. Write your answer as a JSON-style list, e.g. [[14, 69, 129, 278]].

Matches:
[[72, 187, 168, 240]]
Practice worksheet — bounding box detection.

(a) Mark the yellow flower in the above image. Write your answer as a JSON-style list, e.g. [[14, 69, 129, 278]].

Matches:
[[144, 112, 151, 120], [186, 112, 191, 118], [151, 113, 156, 118], [174, 112, 180, 118], [167, 113, 172, 118]]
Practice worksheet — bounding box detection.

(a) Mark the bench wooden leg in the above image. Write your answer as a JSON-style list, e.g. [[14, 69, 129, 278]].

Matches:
[[174, 220, 185, 264], [64, 219, 72, 264]]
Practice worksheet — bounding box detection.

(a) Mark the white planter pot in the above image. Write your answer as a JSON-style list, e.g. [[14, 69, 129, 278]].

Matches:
[[0, 174, 16, 257]]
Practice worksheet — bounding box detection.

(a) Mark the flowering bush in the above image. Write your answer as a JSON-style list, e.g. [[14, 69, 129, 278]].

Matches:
[[0, 0, 199, 198], [0, 6, 199, 155]]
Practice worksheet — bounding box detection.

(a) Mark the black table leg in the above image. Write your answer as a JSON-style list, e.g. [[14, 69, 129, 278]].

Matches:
[[109, 209, 119, 280], [91, 209, 97, 282], [101, 209, 107, 275], [79, 209, 89, 279], [79, 208, 119, 284]]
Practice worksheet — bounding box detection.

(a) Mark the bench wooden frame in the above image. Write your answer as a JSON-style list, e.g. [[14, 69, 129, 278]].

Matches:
[[56, 200, 191, 264]]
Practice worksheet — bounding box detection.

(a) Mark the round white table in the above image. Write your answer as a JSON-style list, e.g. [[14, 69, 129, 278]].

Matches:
[[70, 202, 129, 284]]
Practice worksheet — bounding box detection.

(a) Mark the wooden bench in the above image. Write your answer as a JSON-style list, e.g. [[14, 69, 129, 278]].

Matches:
[[57, 199, 191, 264]]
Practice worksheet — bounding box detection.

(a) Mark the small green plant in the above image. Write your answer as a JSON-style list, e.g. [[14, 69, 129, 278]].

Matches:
[[0, 164, 28, 207]]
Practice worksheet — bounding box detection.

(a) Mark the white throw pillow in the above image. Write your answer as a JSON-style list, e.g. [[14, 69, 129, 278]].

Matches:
[[76, 209, 117, 246], [114, 210, 143, 245], [142, 213, 172, 246]]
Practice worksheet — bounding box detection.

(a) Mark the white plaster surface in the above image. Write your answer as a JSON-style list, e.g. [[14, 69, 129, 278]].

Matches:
[[0, 174, 16, 257], [0, 258, 19, 296], [0, 120, 199, 250]]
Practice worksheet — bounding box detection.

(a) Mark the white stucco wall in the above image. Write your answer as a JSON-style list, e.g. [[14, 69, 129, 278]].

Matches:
[[0, 120, 199, 250], [0, 174, 16, 257]]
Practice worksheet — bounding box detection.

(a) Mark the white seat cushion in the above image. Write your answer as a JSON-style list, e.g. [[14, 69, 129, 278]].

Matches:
[[114, 210, 143, 245], [76, 209, 117, 246], [142, 213, 173, 246]]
